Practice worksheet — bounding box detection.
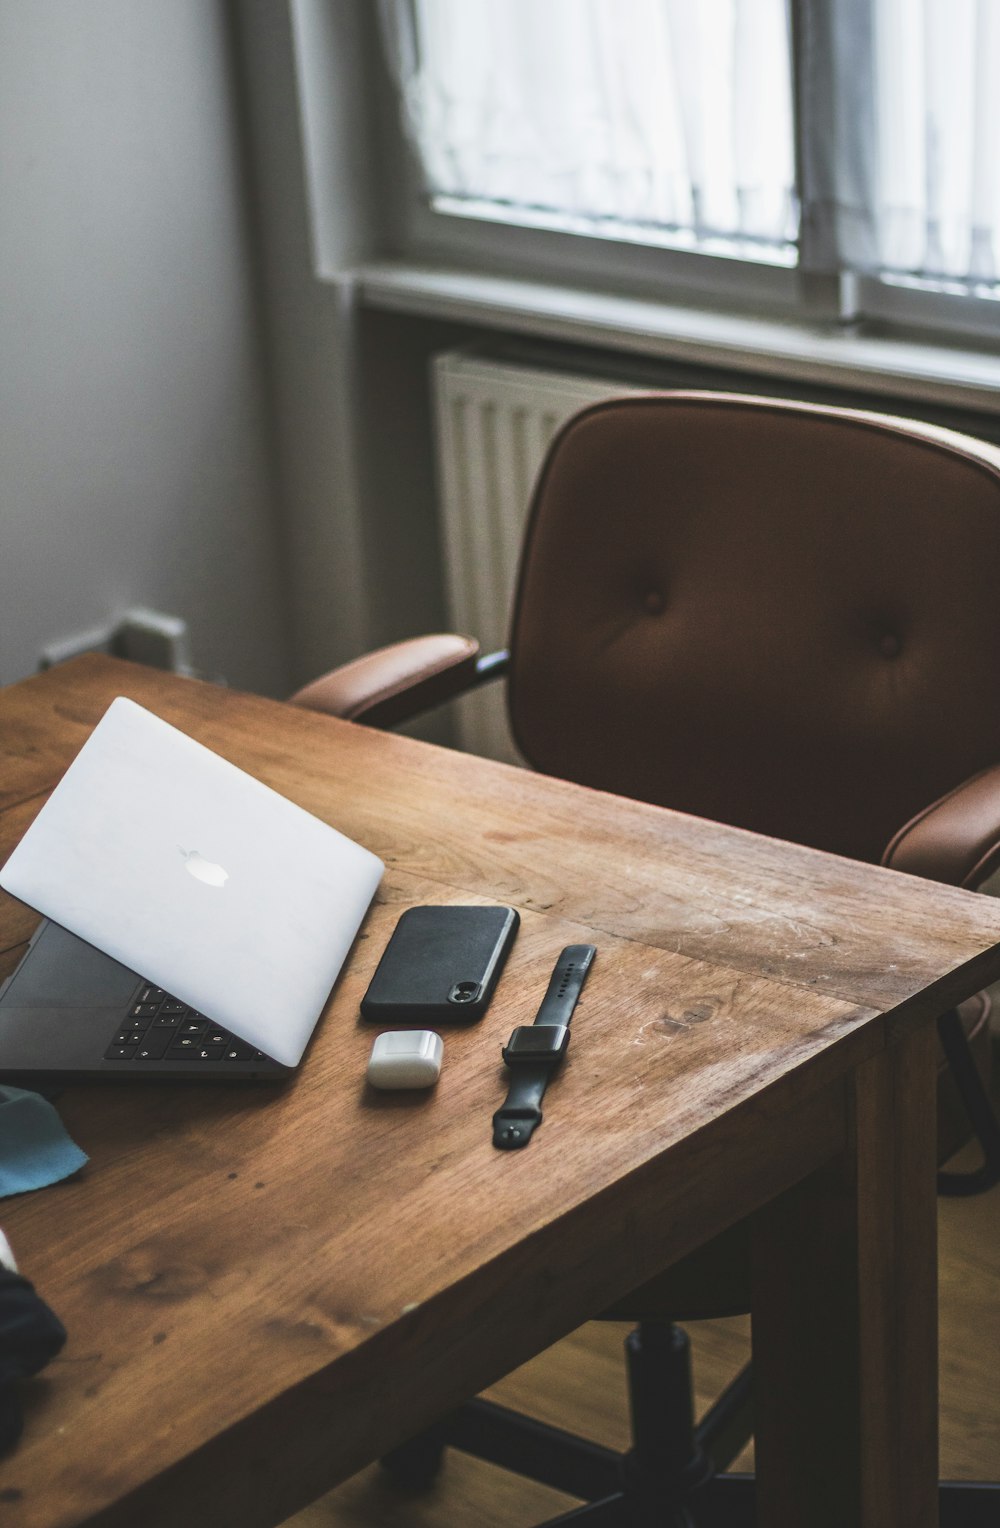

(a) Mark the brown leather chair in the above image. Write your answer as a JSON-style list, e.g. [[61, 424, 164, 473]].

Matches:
[[292, 392, 1000, 1525]]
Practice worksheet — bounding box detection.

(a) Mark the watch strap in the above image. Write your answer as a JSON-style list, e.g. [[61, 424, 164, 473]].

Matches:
[[533, 944, 596, 1025], [492, 944, 596, 1150], [491, 1069, 549, 1149]]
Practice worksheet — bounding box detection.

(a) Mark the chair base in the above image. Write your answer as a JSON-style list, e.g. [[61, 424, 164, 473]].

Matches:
[[383, 1394, 1000, 1528], [383, 1315, 1000, 1524], [382, 1323, 741, 1525], [384, 1422, 1000, 1528], [521, 1478, 1000, 1528]]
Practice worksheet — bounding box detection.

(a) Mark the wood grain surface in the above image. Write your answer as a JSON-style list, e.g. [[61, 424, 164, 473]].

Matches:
[[5, 657, 1000, 1025], [1, 657, 998, 1528]]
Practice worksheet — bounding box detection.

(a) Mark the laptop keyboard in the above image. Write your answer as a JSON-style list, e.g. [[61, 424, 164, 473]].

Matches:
[[105, 984, 271, 1065]]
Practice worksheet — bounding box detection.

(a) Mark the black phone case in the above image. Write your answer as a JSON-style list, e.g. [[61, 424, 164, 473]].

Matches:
[[360, 905, 519, 1024]]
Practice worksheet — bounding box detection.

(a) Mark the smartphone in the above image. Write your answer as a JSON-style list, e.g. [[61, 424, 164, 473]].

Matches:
[[361, 905, 519, 1025]]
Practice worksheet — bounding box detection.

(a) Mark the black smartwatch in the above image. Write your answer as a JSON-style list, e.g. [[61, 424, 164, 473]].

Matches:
[[492, 944, 596, 1150]]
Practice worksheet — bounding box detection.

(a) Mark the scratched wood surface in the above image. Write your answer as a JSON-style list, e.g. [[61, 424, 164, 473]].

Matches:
[[0, 657, 998, 1528]]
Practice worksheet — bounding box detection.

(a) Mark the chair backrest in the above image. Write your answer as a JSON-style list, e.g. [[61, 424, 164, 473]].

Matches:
[[508, 391, 1000, 865]]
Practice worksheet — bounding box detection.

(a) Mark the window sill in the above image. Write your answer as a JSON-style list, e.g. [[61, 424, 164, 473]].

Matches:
[[350, 260, 1000, 419]]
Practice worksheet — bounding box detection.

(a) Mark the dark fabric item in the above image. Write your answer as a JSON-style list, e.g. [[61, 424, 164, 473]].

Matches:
[[509, 392, 1000, 868], [0, 1385, 22, 1455], [0, 1267, 67, 1456]]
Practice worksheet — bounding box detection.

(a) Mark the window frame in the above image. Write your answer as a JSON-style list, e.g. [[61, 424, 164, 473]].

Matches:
[[370, 0, 1000, 351], [372, 0, 846, 325]]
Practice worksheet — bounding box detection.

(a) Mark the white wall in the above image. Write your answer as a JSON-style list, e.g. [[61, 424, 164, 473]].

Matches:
[[233, 0, 461, 693], [234, 0, 379, 689], [0, 0, 291, 694]]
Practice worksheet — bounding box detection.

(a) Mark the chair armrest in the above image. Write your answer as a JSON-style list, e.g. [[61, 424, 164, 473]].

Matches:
[[288, 634, 482, 729], [881, 763, 1000, 888]]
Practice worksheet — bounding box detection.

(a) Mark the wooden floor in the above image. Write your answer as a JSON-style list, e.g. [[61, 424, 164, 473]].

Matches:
[[287, 1135, 1000, 1528]]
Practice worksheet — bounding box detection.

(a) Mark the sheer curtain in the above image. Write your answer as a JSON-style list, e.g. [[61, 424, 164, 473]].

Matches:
[[379, 0, 798, 255], [874, 0, 1000, 286], [788, 0, 1000, 289], [381, 0, 1000, 293]]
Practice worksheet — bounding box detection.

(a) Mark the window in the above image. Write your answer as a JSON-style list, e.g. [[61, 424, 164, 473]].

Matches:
[[872, 0, 1000, 292], [381, 0, 796, 264], [377, 0, 1000, 331]]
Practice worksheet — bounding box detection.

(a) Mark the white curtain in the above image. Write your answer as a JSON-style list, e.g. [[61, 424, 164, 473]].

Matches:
[[778, 0, 1000, 287], [874, 0, 1000, 285], [380, 0, 798, 252], [381, 0, 1000, 290]]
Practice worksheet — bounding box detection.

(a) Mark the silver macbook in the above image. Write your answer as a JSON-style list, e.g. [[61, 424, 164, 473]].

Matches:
[[0, 697, 383, 1082]]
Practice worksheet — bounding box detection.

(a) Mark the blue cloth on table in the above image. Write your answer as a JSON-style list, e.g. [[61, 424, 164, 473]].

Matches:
[[0, 1086, 87, 1198]]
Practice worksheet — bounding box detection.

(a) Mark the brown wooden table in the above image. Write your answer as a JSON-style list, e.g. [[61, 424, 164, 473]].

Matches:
[[3, 656, 1000, 1528]]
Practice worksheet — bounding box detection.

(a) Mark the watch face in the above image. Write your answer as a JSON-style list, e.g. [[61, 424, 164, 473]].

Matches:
[[505, 1024, 568, 1058]]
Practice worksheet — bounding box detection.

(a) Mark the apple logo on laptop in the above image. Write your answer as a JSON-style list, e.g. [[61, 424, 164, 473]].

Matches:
[[179, 847, 229, 888]]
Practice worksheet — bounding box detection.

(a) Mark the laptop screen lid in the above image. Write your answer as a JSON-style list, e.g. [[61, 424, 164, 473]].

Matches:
[[0, 697, 383, 1067]]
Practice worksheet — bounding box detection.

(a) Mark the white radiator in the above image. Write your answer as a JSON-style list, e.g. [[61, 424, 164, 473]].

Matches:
[[432, 352, 638, 763]]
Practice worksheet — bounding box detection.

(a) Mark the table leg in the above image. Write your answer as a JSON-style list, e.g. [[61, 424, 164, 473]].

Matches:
[[751, 1022, 938, 1528]]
